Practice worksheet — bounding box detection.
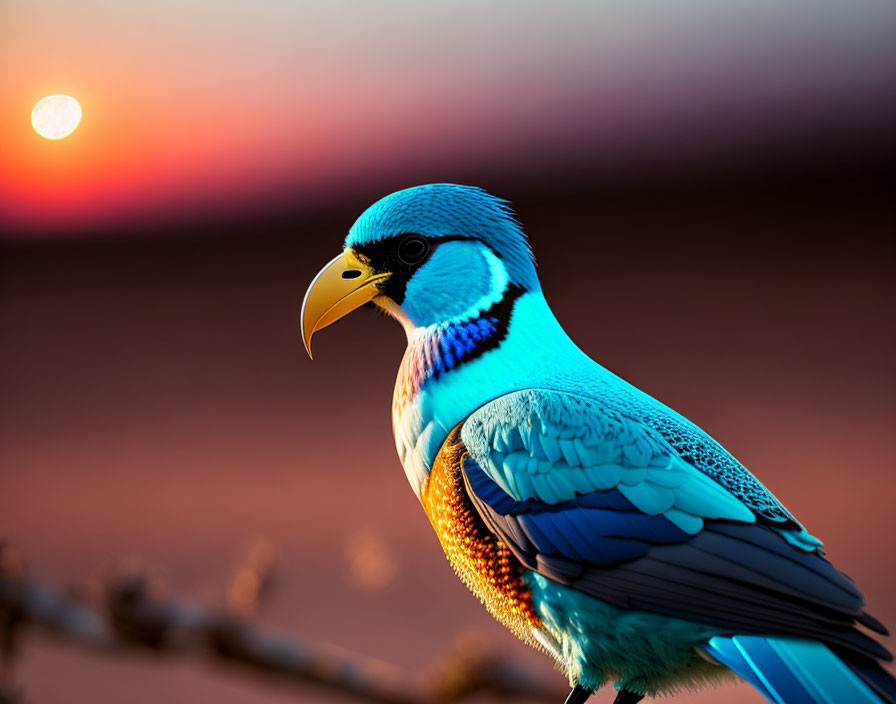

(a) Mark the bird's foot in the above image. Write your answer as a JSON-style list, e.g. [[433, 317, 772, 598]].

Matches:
[[612, 688, 645, 704], [563, 684, 593, 704]]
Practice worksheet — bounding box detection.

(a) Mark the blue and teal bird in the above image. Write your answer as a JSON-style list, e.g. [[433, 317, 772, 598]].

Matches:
[[301, 184, 894, 704]]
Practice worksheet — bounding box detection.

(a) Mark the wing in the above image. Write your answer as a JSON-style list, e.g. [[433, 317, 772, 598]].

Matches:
[[458, 388, 890, 661]]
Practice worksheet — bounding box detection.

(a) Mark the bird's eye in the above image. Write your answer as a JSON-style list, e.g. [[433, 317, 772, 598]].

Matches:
[[397, 235, 429, 266]]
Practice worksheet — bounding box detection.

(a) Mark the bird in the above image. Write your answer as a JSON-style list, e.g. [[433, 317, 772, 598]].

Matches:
[[300, 184, 895, 704]]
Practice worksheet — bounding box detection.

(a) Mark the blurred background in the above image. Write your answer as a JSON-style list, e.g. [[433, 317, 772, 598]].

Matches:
[[1, 1, 895, 702]]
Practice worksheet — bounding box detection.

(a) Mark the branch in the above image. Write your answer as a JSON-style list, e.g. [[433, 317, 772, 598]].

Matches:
[[0, 542, 561, 703]]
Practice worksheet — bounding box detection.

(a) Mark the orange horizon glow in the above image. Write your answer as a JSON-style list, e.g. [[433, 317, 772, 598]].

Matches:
[[0, 75, 513, 233], [3, 1, 894, 235]]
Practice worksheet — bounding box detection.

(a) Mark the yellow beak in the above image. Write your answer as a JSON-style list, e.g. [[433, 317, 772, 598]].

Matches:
[[301, 249, 391, 358]]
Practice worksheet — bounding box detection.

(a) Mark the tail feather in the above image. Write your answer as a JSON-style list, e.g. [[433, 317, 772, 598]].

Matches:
[[858, 612, 892, 637], [704, 635, 895, 704], [842, 653, 896, 704]]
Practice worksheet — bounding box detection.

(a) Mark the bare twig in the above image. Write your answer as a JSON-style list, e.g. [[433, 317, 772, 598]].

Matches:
[[0, 542, 561, 703]]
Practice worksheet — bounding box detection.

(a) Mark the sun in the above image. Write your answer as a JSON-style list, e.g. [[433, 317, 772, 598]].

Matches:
[[31, 94, 82, 140]]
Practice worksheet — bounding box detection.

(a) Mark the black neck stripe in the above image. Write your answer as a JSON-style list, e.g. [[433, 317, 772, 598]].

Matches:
[[420, 283, 525, 386]]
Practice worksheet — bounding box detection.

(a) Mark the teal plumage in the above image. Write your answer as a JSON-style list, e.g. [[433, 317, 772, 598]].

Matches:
[[303, 184, 895, 704], [529, 573, 725, 694]]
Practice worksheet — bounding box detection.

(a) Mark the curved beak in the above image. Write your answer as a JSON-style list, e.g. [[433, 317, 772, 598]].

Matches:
[[301, 249, 390, 358]]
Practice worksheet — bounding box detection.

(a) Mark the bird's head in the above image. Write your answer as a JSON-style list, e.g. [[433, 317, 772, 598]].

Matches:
[[301, 184, 539, 356]]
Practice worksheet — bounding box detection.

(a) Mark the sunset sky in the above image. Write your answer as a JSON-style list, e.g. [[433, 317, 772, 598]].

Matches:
[[2, 0, 895, 234]]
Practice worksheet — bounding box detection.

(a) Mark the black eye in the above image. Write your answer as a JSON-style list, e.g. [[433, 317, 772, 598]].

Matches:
[[397, 235, 429, 265]]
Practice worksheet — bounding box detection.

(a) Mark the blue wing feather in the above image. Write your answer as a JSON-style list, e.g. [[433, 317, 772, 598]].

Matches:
[[464, 456, 688, 566], [457, 388, 890, 663]]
